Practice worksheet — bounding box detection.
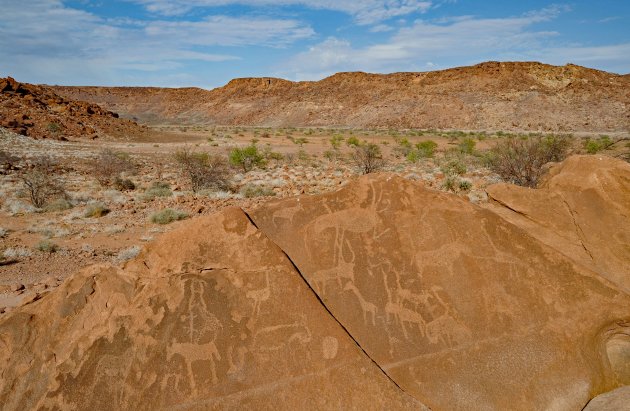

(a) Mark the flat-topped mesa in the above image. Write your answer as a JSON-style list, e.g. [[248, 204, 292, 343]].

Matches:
[[1, 155, 629, 410]]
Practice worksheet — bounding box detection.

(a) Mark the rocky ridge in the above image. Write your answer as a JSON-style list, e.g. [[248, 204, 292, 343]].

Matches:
[[0, 77, 149, 140], [53, 61, 630, 132]]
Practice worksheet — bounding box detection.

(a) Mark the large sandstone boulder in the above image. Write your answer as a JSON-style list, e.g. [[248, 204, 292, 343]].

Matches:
[[0, 208, 424, 410], [1, 155, 629, 410], [250, 158, 630, 410], [485, 155, 630, 292]]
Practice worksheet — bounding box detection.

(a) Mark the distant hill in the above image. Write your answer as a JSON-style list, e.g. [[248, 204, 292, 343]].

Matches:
[[52, 61, 630, 132], [0, 77, 148, 140]]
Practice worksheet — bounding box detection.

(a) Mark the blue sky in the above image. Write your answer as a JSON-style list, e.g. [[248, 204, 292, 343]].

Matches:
[[1, 1, 628, 89]]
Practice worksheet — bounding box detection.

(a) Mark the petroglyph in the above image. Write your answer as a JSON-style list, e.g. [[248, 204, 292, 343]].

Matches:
[[322, 336, 339, 360], [343, 282, 378, 326]]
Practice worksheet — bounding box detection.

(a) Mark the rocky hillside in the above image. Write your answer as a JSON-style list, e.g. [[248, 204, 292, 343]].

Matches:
[[53, 61, 630, 132], [1, 155, 629, 410], [0, 77, 148, 140]]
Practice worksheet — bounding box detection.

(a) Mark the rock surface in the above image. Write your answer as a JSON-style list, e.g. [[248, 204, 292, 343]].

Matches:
[[0, 77, 148, 140], [0, 208, 424, 410], [485, 155, 630, 293], [1, 155, 629, 410], [583, 386, 630, 411], [53, 62, 630, 132]]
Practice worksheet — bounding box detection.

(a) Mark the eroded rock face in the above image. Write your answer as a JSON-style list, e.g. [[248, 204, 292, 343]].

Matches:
[[1, 156, 629, 410], [0, 208, 424, 410], [485, 155, 630, 293], [250, 161, 630, 410], [0, 77, 147, 140], [53, 62, 630, 131]]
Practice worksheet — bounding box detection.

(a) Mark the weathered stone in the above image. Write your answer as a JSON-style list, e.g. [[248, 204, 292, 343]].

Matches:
[[0, 208, 424, 410]]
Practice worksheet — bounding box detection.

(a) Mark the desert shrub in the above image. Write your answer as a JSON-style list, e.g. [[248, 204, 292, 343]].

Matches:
[[92, 149, 136, 187], [407, 140, 438, 162], [487, 135, 570, 188], [19, 156, 66, 208], [346, 136, 361, 147], [84, 203, 110, 218], [3, 247, 32, 259], [324, 149, 345, 162], [36, 240, 58, 253], [262, 145, 284, 165], [150, 208, 189, 225], [459, 179, 473, 191], [440, 158, 467, 176], [175, 149, 232, 192], [45, 198, 73, 212], [458, 138, 476, 154], [353, 143, 386, 174], [584, 135, 613, 154], [330, 134, 344, 149], [228, 144, 266, 173], [142, 182, 172, 200], [393, 137, 413, 158], [291, 137, 308, 147], [115, 245, 141, 262], [113, 177, 136, 191], [416, 140, 438, 157], [442, 176, 458, 192], [240, 184, 276, 198]]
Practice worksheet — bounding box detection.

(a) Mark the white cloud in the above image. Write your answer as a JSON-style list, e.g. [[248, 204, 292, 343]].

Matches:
[[0, 0, 313, 85], [129, 0, 433, 24], [280, 6, 613, 79]]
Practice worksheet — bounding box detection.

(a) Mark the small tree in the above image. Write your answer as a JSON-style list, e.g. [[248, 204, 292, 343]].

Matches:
[[407, 140, 437, 162], [91, 149, 136, 187], [229, 144, 266, 172], [19, 156, 66, 208], [487, 135, 571, 188], [353, 143, 386, 174], [330, 134, 344, 150], [174, 149, 232, 192]]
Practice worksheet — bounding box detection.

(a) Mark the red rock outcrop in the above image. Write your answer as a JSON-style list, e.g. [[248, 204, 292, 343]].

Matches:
[[1, 155, 629, 410], [53, 62, 630, 132], [0, 77, 148, 140]]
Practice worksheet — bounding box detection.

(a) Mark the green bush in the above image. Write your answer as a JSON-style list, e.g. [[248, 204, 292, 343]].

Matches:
[[416, 140, 438, 157], [408, 140, 438, 162], [458, 138, 476, 154], [346, 136, 361, 147], [440, 159, 467, 176], [150, 208, 189, 225], [330, 134, 344, 149], [459, 179, 473, 191], [228, 144, 266, 172], [487, 134, 571, 188], [584, 135, 612, 154]]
